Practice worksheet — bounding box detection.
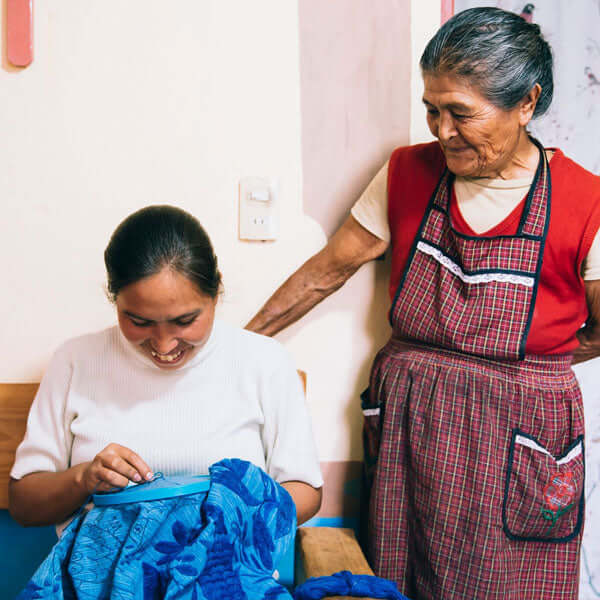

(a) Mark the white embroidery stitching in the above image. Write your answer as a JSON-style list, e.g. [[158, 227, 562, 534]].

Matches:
[[416, 241, 535, 288]]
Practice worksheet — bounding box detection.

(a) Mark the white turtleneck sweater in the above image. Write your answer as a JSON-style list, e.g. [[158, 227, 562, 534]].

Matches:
[[11, 319, 323, 490]]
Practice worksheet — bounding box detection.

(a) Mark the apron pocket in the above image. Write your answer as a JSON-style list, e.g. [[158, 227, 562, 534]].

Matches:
[[361, 388, 382, 481], [502, 429, 584, 543]]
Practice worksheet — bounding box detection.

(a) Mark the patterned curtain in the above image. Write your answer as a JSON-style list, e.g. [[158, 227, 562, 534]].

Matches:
[[449, 1, 600, 597]]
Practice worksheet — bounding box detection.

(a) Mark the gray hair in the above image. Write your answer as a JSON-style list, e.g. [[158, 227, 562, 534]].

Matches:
[[420, 7, 553, 118]]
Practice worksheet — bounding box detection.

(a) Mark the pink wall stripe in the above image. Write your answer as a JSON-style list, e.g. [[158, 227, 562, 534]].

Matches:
[[441, 0, 455, 24], [317, 461, 363, 519], [298, 0, 412, 236], [7, 0, 33, 67]]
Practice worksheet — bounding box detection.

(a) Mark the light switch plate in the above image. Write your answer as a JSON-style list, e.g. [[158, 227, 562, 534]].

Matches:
[[239, 177, 279, 241]]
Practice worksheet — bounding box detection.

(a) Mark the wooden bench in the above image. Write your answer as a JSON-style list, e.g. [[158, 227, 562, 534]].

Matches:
[[0, 381, 375, 598], [0, 383, 38, 510]]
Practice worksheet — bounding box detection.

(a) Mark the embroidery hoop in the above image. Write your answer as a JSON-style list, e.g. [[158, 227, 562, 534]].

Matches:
[[93, 474, 211, 506]]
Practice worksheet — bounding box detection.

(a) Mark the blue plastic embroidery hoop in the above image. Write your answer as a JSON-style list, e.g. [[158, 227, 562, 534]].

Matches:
[[93, 474, 211, 506]]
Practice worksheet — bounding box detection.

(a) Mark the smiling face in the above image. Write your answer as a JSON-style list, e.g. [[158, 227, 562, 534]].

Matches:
[[422, 72, 538, 179], [116, 267, 217, 370]]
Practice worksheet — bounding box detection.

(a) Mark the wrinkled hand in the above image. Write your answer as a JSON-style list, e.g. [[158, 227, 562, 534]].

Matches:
[[80, 443, 153, 494]]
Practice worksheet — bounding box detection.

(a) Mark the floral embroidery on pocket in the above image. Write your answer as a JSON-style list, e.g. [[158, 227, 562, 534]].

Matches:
[[541, 470, 577, 534], [503, 429, 584, 543]]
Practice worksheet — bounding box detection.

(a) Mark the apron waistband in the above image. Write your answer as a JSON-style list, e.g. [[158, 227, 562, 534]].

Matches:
[[384, 336, 576, 389]]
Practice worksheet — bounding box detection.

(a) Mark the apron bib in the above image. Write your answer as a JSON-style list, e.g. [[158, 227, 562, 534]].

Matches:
[[390, 140, 550, 361]]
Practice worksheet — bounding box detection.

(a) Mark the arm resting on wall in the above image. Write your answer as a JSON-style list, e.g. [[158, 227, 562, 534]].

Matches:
[[245, 215, 389, 336], [573, 279, 600, 364], [281, 481, 322, 525]]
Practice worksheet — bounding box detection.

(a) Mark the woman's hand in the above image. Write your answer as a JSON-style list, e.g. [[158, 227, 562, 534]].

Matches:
[[79, 443, 153, 494], [9, 444, 153, 527]]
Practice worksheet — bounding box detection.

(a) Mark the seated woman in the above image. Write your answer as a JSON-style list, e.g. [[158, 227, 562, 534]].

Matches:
[[9, 205, 323, 532]]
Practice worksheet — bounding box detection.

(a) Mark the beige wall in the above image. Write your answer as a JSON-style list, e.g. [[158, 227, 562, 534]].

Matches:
[[0, 0, 321, 377], [410, 0, 440, 144], [1, 1, 439, 463]]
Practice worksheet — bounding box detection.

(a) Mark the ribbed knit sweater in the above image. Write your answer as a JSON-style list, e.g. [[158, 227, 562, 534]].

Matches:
[[11, 319, 323, 489]]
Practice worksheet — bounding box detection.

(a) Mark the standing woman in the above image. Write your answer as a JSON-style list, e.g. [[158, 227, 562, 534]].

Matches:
[[247, 7, 600, 599]]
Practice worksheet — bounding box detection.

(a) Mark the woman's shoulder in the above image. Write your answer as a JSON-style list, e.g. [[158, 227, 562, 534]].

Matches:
[[389, 141, 446, 180], [550, 148, 600, 196], [53, 326, 120, 361], [547, 150, 600, 258], [390, 140, 444, 163], [214, 320, 295, 368], [35, 327, 121, 385]]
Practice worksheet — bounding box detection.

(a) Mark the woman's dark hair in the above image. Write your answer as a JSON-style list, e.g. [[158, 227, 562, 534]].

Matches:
[[104, 205, 222, 300], [420, 7, 553, 118]]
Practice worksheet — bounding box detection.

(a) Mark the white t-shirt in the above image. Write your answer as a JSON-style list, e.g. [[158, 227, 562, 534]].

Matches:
[[351, 160, 600, 280], [11, 319, 323, 490]]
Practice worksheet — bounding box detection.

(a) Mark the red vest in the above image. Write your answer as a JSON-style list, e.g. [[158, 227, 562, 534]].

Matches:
[[387, 142, 600, 354]]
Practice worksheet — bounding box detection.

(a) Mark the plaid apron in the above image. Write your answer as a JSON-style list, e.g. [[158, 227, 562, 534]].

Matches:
[[363, 142, 585, 599]]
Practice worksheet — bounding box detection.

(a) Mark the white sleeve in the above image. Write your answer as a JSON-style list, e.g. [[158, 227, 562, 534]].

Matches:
[[10, 344, 74, 479], [350, 160, 391, 242], [582, 227, 600, 280], [260, 348, 323, 489]]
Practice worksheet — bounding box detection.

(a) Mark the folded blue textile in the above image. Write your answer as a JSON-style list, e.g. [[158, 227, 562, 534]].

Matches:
[[293, 571, 410, 600], [17, 459, 296, 599]]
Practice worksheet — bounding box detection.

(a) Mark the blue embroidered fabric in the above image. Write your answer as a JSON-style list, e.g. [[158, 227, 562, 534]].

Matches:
[[17, 459, 296, 600]]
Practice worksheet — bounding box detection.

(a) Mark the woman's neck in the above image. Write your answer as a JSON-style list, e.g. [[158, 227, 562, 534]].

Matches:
[[494, 131, 539, 180]]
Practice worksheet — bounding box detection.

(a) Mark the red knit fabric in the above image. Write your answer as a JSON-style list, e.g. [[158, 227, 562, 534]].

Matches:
[[387, 142, 600, 354]]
